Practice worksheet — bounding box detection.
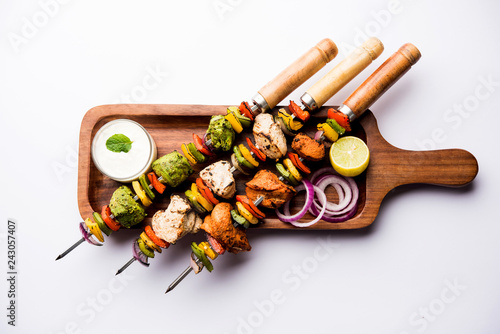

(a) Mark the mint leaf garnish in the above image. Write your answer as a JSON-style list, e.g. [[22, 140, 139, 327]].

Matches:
[[106, 134, 133, 153]]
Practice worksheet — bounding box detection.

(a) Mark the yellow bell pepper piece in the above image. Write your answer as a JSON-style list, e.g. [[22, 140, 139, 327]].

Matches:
[[283, 158, 302, 182], [181, 143, 198, 165], [85, 218, 104, 242], [317, 123, 339, 142], [140, 232, 161, 253], [278, 108, 304, 131], [132, 181, 152, 207], [236, 202, 259, 224], [191, 183, 214, 212], [198, 241, 218, 260], [238, 144, 259, 167], [225, 112, 243, 134]]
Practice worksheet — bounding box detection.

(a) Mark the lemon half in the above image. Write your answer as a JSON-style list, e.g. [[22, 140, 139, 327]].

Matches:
[[329, 136, 370, 177]]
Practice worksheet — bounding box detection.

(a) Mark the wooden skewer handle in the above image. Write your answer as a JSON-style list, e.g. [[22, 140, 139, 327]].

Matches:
[[343, 43, 421, 119], [304, 37, 384, 109], [256, 38, 338, 110]]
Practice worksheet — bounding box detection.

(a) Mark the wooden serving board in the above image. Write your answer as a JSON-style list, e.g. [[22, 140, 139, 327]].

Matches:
[[78, 104, 478, 230]]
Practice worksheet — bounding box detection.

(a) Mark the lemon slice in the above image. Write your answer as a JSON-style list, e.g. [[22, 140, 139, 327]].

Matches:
[[329, 136, 370, 177]]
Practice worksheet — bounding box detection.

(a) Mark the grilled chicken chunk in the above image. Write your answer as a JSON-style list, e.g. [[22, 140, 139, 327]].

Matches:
[[245, 169, 296, 209], [152, 195, 202, 244], [253, 113, 287, 160], [201, 203, 251, 254], [291, 132, 325, 161], [200, 160, 236, 199]]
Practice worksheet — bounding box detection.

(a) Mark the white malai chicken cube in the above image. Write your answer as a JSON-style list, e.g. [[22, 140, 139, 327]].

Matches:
[[152, 195, 202, 244], [199, 160, 236, 199], [253, 113, 287, 160]]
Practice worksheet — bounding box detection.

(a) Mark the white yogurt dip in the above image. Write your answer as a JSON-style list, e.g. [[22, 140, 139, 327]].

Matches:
[[91, 119, 157, 182]]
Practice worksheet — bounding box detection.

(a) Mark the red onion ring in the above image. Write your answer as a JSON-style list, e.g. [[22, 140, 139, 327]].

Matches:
[[275, 179, 315, 223], [132, 240, 150, 267], [79, 222, 103, 246], [284, 184, 327, 227]]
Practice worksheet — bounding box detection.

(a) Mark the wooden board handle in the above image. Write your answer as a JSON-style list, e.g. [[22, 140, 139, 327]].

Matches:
[[305, 37, 384, 108], [257, 38, 338, 109], [343, 43, 421, 119], [387, 148, 478, 188]]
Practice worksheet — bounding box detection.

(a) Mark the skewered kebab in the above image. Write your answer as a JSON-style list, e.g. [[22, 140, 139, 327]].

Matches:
[[114, 37, 387, 272], [56, 38, 339, 261], [166, 42, 422, 294], [273, 37, 384, 140]]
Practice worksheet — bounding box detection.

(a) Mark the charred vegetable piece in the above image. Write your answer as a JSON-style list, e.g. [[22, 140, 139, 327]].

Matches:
[[326, 118, 346, 136], [231, 209, 250, 229], [138, 238, 155, 258], [227, 106, 252, 128], [191, 183, 214, 212], [231, 153, 250, 175], [85, 218, 104, 242], [236, 202, 258, 225], [93, 212, 112, 236], [225, 111, 244, 134], [239, 101, 255, 121], [328, 108, 351, 132], [188, 142, 207, 163], [246, 137, 266, 161], [198, 241, 218, 260], [132, 181, 152, 207], [276, 163, 294, 185], [317, 122, 339, 142], [283, 158, 303, 182], [139, 174, 155, 201], [289, 100, 310, 122], [239, 144, 259, 167], [145, 225, 169, 249], [193, 133, 214, 157], [278, 108, 304, 134], [287, 152, 311, 174], [196, 178, 219, 205], [147, 172, 166, 194], [140, 231, 162, 253], [101, 205, 121, 231], [191, 242, 213, 272], [181, 143, 198, 165], [185, 189, 207, 214], [233, 145, 254, 169], [236, 195, 265, 219]]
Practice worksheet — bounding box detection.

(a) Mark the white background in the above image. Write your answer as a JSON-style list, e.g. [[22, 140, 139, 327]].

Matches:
[[1, 0, 499, 333]]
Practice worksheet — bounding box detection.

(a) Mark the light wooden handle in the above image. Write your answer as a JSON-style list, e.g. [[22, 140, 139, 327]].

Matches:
[[343, 43, 421, 119], [305, 37, 384, 108], [257, 38, 338, 110]]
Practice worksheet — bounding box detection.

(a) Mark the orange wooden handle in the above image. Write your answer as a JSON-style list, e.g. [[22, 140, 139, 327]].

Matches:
[[343, 43, 421, 119], [257, 38, 338, 110]]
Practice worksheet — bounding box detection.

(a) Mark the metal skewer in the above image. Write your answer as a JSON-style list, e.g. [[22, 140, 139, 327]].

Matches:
[[165, 196, 264, 294], [55, 238, 85, 260]]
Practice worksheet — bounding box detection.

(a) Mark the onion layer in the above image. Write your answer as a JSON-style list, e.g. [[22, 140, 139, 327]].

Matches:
[[276, 168, 359, 227]]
